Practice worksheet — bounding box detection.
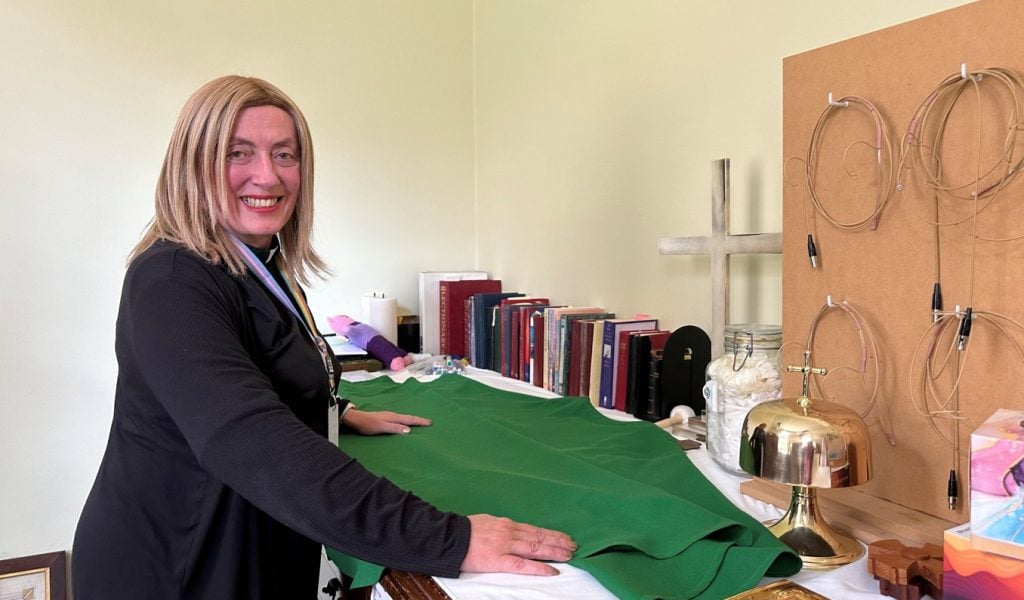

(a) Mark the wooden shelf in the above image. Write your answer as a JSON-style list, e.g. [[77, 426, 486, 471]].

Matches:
[[739, 478, 959, 548]]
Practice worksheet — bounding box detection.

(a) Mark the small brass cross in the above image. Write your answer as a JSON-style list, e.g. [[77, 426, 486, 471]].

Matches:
[[787, 350, 827, 406]]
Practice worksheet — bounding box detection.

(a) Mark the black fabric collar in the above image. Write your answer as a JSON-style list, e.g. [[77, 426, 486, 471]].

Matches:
[[247, 237, 280, 265]]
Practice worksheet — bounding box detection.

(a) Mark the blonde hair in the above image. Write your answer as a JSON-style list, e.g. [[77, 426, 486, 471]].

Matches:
[[130, 75, 329, 285]]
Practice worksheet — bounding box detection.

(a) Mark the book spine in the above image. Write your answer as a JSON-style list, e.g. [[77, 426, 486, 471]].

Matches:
[[464, 297, 474, 364], [567, 320, 582, 396], [500, 306, 513, 377], [555, 317, 567, 394], [521, 309, 532, 382], [625, 335, 641, 416], [510, 310, 521, 380], [579, 321, 594, 397], [646, 349, 664, 421], [499, 306, 507, 376], [508, 306, 521, 377], [588, 321, 605, 407], [558, 317, 577, 396], [489, 306, 501, 371], [627, 335, 659, 417], [531, 312, 545, 387], [543, 308, 554, 391], [613, 330, 634, 411], [475, 297, 487, 368], [439, 282, 450, 355], [599, 324, 616, 408]]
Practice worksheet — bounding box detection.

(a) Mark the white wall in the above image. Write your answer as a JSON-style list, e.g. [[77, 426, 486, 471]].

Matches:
[[1, 0, 475, 560], [0, 0, 967, 564], [473, 0, 969, 330]]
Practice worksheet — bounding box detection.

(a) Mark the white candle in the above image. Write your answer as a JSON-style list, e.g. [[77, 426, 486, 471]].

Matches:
[[361, 293, 398, 345]]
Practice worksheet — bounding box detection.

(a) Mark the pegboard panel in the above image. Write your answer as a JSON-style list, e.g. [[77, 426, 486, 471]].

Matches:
[[782, 0, 1024, 519]]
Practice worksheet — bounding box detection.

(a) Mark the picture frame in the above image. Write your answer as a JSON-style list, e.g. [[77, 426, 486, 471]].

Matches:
[[0, 551, 66, 600]]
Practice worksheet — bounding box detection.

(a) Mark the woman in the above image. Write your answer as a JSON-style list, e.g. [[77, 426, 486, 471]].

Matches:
[[72, 75, 575, 599]]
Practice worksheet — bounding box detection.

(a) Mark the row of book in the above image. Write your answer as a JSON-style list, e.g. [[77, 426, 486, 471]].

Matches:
[[429, 276, 673, 419]]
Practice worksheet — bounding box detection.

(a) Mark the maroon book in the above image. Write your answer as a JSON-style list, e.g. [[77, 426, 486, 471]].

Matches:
[[439, 279, 500, 357], [615, 328, 660, 411], [567, 319, 588, 397], [499, 298, 549, 377]]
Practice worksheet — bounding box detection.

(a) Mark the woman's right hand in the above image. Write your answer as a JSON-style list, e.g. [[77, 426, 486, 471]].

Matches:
[[460, 514, 577, 576]]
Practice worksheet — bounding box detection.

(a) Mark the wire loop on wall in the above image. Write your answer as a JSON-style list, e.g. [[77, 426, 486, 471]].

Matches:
[[805, 95, 896, 232]]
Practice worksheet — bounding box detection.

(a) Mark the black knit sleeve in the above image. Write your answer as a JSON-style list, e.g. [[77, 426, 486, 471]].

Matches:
[[123, 249, 470, 576]]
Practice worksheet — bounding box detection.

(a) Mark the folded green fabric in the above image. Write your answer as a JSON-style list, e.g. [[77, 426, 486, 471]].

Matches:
[[327, 375, 800, 599]]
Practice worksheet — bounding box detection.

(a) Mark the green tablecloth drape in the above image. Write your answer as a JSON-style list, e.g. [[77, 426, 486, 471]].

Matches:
[[328, 375, 799, 599]]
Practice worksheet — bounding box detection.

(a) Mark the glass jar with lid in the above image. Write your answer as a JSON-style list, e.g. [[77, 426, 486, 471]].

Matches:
[[703, 324, 782, 474]]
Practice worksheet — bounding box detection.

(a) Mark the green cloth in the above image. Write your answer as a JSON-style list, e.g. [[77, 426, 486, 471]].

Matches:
[[328, 375, 800, 599]]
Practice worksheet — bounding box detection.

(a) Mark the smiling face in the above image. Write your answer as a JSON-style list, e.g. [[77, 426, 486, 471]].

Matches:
[[220, 105, 301, 249]]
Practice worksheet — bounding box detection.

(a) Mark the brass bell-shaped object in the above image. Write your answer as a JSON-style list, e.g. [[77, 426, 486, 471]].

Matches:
[[739, 350, 872, 569]]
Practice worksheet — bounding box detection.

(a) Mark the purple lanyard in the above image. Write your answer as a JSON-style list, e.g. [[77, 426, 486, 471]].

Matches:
[[229, 235, 336, 393]]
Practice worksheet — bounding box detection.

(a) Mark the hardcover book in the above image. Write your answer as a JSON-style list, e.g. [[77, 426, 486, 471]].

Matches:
[[439, 279, 501, 358], [499, 297, 549, 377], [588, 320, 608, 407], [543, 307, 607, 393], [614, 328, 662, 411], [567, 319, 590, 397], [529, 310, 547, 387], [417, 271, 487, 354], [470, 292, 522, 368], [516, 304, 556, 382], [560, 312, 614, 396], [510, 309, 522, 380], [599, 317, 659, 409], [576, 319, 598, 397], [624, 330, 671, 417], [489, 305, 503, 371], [644, 349, 665, 421], [463, 297, 474, 366]]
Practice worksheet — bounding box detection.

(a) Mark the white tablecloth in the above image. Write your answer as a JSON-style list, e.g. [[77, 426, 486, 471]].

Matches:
[[326, 366, 890, 599]]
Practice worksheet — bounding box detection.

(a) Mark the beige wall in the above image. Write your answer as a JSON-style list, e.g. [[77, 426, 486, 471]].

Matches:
[[474, 0, 969, 330], [1, 0, 475, 559], [0, 0, 967, 563]]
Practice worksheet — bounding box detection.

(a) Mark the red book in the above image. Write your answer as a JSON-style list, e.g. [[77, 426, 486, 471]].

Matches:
[[499, 297, 549, 377], [615, 328, 660, 411], [567, 319, 590, 397], [439, 279, 501, 357]]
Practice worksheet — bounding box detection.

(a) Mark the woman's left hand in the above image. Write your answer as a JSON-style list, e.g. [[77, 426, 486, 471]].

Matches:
[[342, 408, 431, 436]]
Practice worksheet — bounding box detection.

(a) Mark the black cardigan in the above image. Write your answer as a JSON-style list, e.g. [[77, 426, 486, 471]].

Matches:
[[72, 240, 469, 599]]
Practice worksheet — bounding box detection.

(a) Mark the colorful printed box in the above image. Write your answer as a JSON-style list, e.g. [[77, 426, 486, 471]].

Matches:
[[969, 408, 1024, 560], [944, 523, 1024, 600]]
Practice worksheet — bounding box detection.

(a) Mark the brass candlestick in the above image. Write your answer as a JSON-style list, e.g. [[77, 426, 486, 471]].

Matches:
[[739, 350, 872, 569]]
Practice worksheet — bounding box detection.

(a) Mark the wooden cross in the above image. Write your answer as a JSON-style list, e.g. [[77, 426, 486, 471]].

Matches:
[[658, 158, 782, 357]]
